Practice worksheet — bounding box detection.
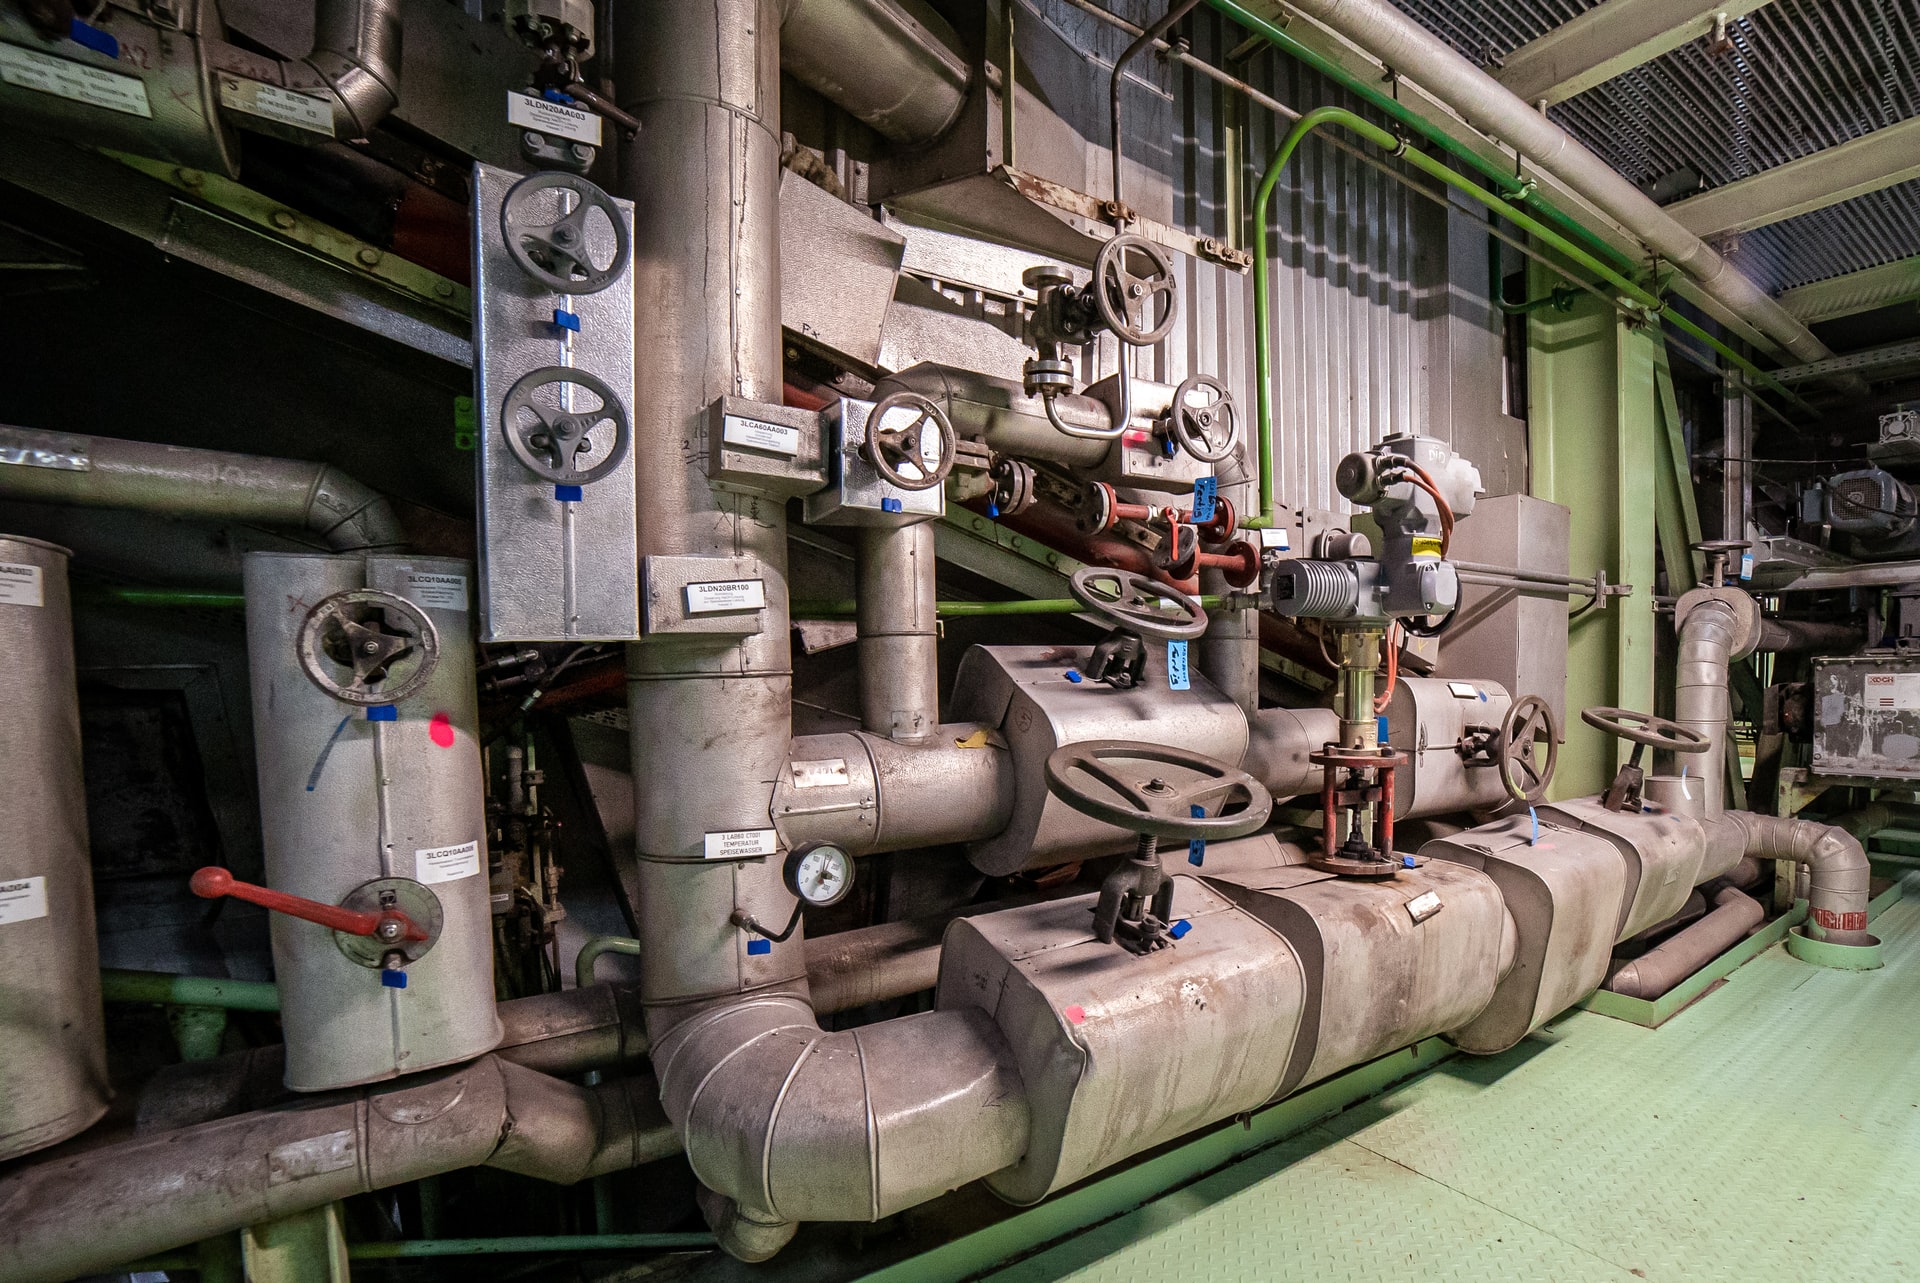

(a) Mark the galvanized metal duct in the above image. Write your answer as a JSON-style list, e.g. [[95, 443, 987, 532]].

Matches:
[[857, 523, 940, 742], [0, 426, 404, 551], [206, 0, 403, 140], [1258, 0, 1837, 365], [615, 1, 1030, 1259], [0, 1055, 676, 1283], [1719, 813, 1873, 946], [778, 0, 972, 146]]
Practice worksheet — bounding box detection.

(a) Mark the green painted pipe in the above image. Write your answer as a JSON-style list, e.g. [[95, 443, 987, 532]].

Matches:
[[576, 934, 642, 992], [349, 1234, 715, 1258], [87, 588, 246, 608], [101, 968, 281, 1012]]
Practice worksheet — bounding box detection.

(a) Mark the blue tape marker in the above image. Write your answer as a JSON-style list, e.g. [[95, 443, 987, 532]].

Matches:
[[1478, 689, 1488, 701], [1377, 714, 1389, 741], [542, 87, 578, 105], [1168, 919, 1192, 940], [380, 969, 408, 989], [1402, 855, 1416, 869], [1189, 804, 1206, 866], [746, 938, 771, 956], [68, 19, 119, 57], [1065, 670, 1083, 684], [305, 715, 353, 792], [1167, 639, 1190, 691], [554, 484, 583, 502], [367, 704, 398, 722], [881, 497, 903, 513], [1191, 475, 1218, 522], [1528, 805, 1539, 846], [987, 501, 999, 518], [551, 308, 581, 332]]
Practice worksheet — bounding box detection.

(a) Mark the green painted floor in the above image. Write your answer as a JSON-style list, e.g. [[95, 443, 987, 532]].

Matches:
[[987, 871, 1920, 1283]]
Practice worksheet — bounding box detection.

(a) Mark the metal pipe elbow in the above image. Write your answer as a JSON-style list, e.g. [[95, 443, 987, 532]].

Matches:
[[650, 995, 1030, 1245], [307, 463, 405, 550], [1720, 812, 1873, 944], [302, 0, 403, 139]]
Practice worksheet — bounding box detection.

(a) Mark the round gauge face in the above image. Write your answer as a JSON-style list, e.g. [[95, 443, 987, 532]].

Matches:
[[786, 843, 854, 908]]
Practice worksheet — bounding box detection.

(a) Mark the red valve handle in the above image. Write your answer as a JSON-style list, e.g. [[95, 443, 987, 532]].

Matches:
[[190, 867, 429, 943]]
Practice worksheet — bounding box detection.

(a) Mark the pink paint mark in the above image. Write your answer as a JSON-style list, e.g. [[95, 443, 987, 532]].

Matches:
[[1062, 1005, 1086, 1025], [428, 712, 456, 748]]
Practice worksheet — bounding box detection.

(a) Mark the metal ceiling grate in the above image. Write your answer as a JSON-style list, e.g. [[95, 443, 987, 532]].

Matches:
[[1385, 0, 1920, 292]]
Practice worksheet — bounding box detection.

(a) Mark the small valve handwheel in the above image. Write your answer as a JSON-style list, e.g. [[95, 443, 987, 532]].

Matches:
[[1093, 233, 1179, 346], [1044, 740, 1272, 841], [333, 878, 445, 968], [502, 366, 632, 485], [500, 171, 631, 294], [1168, 373, 1239, 463], [862, 391, 956, 492], [1579, 706, 1711, 753], [1070, 566, 1208, 641], [1496, 694, 1560, 805], [298, 589, 440, 707]]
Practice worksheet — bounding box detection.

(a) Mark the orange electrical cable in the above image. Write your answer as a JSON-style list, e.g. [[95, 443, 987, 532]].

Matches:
[[1402, 463, 1455, 557], [1373, 621, 1401, 715]]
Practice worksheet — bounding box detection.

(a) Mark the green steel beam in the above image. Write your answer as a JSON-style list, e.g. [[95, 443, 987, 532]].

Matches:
[[239, 1205, 351, 1283], [858, 1038, 1454, 1283], [1651, 344, 1705, 592]]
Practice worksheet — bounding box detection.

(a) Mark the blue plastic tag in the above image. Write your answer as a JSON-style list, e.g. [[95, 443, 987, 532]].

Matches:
[[551, 308, 581, 332], [746, 938, 771, 956], [69, 19, 119, 57], [366, 704, 398, 722], [1168, 640, 1190, 691], [380, 968, 408, 989], [1739, 552, 1754, 582], [1191, 476, 1218, 522], [1168, 919, 1192, 940], [1376, 713, 1389, 741], [554, 484, 583, 502], [881, 497, 903, 513], [1188, 804, 1206, 866]]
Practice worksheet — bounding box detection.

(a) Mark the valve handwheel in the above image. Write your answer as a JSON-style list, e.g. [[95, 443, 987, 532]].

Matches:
[[297, 589, 440, 706], [862, 391, 956, 492], [1579, 706, 1710, 754], [499, 171, 631, 294], [502, 367, 632, 486], [1044, 741, 1273, 841], [1093, 233, 1179, 346], [1496, 694, 1560, 805], [1168, 373, 1238, 463], [1069, 566, 1208, 641]]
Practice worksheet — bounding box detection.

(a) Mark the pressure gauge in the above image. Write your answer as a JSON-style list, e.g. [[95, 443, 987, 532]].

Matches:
[[783, 842, 854, 908]]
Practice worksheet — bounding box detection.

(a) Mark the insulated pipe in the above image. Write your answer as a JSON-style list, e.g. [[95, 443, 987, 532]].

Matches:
[[856, 523, 940, 743], [778, 0, 972, 146], [1833, 801, 1920, 841], [872, 364, 1112, 469], [207, 0, 402, 140], [1720, 812, 1873, 945], [1605, 886, 1765, 1000], [1756, 619, 1865, 654], [1672, 599, 1740, 817], [1245, 705, 1341, 797], [1226, 0, 1836, 367], [0, 427, 403, 551], [0, 1056, 677, 1283]]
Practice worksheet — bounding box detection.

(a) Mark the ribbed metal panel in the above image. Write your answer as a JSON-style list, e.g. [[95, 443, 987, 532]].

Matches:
[[1385, 0, 1920, 292]]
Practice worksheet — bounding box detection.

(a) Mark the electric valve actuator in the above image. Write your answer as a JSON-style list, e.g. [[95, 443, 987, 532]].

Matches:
[[233, 552, 501, 1091], [1265, 433, 1483, 623]]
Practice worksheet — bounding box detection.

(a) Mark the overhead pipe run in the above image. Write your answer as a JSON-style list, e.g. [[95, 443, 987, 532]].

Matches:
[[0, 426, 404, 551], [778, 0, 972, 146]]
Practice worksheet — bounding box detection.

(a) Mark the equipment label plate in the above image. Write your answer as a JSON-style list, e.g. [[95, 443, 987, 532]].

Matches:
[[704, 828, 779, 860], [1446, 681, 1481, 699], [0, 876, 47, 925], [0, 43, 151, 117], [507, 90, 602, 146], [218, 77, 333, 135], [1864, 672, 1920, 711], [722, 415, 802, 457], [407, 571, 469, 612], [1405, 889, 1443, 922], [0, 562, 44, 607], [790, 758, 851, 789], [685, 579, 766, 614], [416, 840, 481, 884]]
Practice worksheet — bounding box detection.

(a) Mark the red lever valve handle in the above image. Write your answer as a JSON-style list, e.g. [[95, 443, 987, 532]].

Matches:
[[190, 867, 429, 943]]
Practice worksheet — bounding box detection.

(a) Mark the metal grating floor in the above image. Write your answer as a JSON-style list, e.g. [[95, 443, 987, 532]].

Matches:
[[986, 871, 1920, 1282]]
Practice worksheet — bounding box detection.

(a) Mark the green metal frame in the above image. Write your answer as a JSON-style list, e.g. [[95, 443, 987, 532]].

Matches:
[[857, 1039, 1454, 1283], [1579, 882, 1903, 1027]]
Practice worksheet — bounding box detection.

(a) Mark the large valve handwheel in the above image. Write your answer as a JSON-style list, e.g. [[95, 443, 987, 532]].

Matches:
[[1579, 706, 1710, 753], [297, 589, 440, 706], [862, 391, 956, 492], [502, 367, 632, 485], [1093, 233, 1179, 346], [1070, 566, 1208, 641], [1044, 740, 1272, 841], [1167, 373, 1238, 463], [500, 171, 631, 294], [1496, 694, 1560, 804]]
